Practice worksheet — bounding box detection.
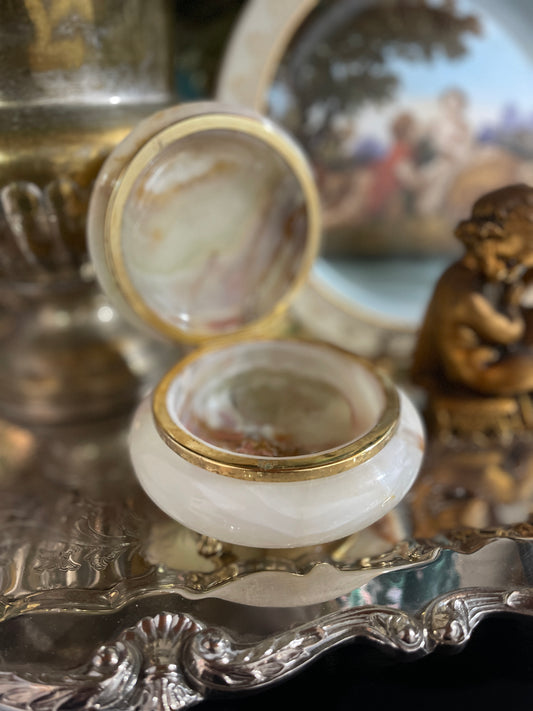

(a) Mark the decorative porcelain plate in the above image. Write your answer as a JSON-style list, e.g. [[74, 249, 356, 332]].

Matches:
[[218, 0, 533, 336]]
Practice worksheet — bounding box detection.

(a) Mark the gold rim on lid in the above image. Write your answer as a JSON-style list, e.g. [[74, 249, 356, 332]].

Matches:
[[152, 339, 400, 482], [103, 110, 321, 344]]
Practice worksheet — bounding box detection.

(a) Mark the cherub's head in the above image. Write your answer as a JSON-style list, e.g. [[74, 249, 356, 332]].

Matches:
[[391, 112, 417, 144], [455, 184, 533, 283], [439, 88, 467, 116]]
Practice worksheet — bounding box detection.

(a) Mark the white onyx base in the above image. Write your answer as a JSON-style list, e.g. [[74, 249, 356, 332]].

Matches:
[[130, 391, 424, 549]]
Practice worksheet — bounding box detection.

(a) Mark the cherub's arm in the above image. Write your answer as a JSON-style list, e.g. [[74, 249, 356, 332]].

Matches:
[[445, 346, 533, 395], [460, 292, 524, 344]]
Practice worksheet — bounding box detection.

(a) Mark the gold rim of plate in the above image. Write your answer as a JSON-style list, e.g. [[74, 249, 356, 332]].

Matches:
[[152, 338, 400, 482], [103, 111, 321, 345]]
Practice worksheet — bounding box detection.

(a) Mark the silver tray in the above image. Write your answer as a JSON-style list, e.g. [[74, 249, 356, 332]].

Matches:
[[1, 411, 533, 710], [0, 0, 531, 703]]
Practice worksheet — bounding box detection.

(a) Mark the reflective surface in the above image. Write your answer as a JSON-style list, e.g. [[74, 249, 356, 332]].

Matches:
[[0, 0, 177, 425], [0, 0, 174, 290], [0, 0, 173, 107], [0, 405, 532, 707]]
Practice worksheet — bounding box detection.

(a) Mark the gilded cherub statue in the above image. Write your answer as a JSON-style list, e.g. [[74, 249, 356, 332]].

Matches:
[[410, 184, 533, 536], [412, 183, 533, 441]]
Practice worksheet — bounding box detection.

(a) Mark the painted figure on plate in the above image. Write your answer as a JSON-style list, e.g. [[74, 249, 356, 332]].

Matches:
[[269, 0, 533, 256]]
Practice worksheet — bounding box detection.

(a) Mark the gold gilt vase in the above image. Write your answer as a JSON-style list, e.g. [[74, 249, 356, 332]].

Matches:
[[0, 0, 176, 425]]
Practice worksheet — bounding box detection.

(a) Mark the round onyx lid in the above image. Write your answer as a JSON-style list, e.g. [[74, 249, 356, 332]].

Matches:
[[88, 101, 321, 343]]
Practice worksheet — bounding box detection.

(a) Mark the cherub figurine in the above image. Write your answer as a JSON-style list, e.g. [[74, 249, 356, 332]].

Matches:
[[412, 183, 533, 439], [411, 184, 533, 535]]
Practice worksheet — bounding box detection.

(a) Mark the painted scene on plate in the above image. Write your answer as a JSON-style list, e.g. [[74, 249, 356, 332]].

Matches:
[[268, 0, 533, 257]]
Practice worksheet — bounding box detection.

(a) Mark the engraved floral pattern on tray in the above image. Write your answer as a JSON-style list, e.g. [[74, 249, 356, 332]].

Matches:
[[1, 413, 533, 708]]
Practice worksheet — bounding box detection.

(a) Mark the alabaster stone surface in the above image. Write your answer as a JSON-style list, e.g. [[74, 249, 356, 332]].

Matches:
[[87, 102, 313, 341], [121, 131, 307, 337], [130, 389, 424, 548], [165, 340, 385, 457], [88, 104, 217, 337]]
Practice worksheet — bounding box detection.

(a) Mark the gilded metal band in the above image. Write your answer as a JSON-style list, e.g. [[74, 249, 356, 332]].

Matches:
[[103, 111, 321, 345], [152, 339, 400, 482]]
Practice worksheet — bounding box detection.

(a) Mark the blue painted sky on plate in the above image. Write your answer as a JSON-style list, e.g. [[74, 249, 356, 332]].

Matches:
[[394, 0, 533, 112], [352, 0, 533, 142]]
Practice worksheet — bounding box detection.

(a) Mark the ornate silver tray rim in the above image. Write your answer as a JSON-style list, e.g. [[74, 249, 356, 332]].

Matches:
[[1, 518, 533, 710]]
